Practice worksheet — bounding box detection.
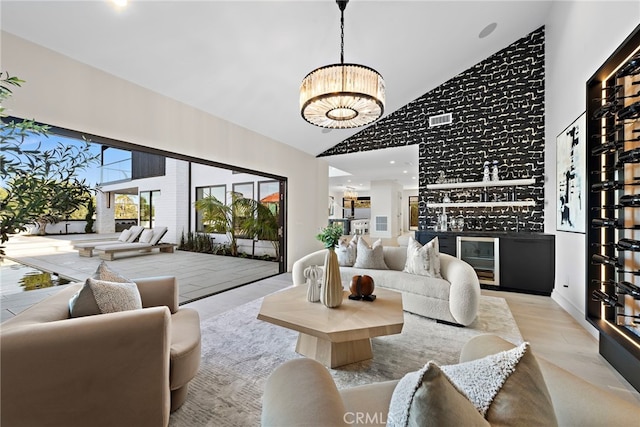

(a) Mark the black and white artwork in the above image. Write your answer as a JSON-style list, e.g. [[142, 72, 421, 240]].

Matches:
[[557, 112, 586, 233]]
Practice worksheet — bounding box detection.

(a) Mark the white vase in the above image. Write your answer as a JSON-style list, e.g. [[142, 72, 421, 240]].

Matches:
[[321, 248, 343, 308], [304, 265, 322, 303]]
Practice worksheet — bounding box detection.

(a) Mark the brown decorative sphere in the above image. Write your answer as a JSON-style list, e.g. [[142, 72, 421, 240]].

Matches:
[[350, 275, 375, 297]]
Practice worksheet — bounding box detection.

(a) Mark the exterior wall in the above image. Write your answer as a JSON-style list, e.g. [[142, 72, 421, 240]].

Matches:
[[321, 28, 546, 233], [544, 1, 640, 335], [2, 32, 328, 270], [96, 191, 116, 234]]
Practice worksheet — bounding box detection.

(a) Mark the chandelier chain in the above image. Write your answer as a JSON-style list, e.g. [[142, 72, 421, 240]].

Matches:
[[340, 7, 345, 64]]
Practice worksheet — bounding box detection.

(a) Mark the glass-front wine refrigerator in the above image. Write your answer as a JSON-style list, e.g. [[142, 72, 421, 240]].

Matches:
[[586, 24, 640, 392]]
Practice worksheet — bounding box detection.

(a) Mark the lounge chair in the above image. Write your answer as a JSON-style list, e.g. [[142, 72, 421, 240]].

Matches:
[[74, 225, 145, 257], [94, 226, 174, 261]]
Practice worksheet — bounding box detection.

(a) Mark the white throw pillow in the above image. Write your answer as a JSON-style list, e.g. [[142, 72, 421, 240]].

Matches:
[[353, 238, 388, 270], [138, 229, 154, 243], [336, 235, 358, 267], [88, 278, 142, 314], [403, 236, 442, 278], [69, 262, 140, 318], [387, 342, 558, 427]]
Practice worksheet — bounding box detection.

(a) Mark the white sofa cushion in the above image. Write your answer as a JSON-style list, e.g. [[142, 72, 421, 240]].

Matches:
[[336, 235, 358, 267], [353, 238, 388, 270], [403, 236, 442, 278]]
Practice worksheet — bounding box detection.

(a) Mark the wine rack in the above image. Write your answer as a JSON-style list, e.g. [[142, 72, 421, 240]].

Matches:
[[586, 24, 640, 392]]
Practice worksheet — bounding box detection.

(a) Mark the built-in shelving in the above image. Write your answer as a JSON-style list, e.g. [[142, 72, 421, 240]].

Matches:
[[428, 201, 536, 208], [585, 24, 640, 392], [426, 178, 535, 190]]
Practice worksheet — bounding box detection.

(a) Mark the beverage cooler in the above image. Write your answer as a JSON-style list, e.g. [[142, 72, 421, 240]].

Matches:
[[456, 236, 500, 286]]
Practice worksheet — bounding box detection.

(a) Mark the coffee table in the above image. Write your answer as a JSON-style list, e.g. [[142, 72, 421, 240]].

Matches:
[[257, 285, 404, 368]]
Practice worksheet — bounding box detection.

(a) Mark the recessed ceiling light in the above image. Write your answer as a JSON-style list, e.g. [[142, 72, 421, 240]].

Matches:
[[110, 0, 128, 9], [389, 160, 395, 164], [403, 170, 407, 174], [479, 22, 497, 39]]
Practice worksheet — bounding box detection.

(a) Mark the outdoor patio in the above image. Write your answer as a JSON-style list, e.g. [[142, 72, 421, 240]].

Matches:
[[0, 233, 280, 321]]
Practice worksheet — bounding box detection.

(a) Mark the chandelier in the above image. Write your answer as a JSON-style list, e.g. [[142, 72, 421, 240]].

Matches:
[[344, 187, 358, 200], [300, 0, 385, 129]]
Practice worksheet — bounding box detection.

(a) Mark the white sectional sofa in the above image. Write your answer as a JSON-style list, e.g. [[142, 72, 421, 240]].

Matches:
[[292, 245, 481, 326]]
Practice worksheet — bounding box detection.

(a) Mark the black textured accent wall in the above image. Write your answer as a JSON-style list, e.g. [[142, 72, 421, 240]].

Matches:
[[319, 27, 545, 233]]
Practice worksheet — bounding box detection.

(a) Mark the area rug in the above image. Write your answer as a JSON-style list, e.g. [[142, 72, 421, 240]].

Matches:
[[169, 294, 522, 427]]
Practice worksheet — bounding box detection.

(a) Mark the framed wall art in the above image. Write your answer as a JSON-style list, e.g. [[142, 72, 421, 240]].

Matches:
[[556, 112, 587, 233]]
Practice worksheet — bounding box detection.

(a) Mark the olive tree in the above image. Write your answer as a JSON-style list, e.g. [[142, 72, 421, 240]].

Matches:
[[0, 72, 99, 246]]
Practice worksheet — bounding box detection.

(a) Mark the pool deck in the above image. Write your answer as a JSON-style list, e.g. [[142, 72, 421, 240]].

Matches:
[[1, 233, 280, 322]]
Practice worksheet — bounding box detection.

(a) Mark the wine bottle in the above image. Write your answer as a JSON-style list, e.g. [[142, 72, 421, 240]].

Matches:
[[592, 124, 624, 139], [593, 238, 640, 251], [617, 281, 640, 298], [591, 141, 623, 156], [594, 278, 640, 297], [591, 218, 640, 229], [592, 289, 623, 307], [591, 253, 622, 268], [590, 180, 640, 191], [615, 54, 640, 78], [617, 270, 640, 276], [615, 148, 640, 167], [593, 101, 621, 119], [617, 100, 640, 120], [592, 194, 640, 209]]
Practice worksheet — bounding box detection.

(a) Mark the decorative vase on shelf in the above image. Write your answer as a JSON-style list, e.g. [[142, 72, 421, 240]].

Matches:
[[321, 248, 343, 308], [304, 265, 322, 303], [482, 161, 490, 182]]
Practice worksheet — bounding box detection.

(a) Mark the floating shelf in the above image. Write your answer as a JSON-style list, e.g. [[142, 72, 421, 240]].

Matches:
[[427, 201, 536, 208], [426, 178, 535, 190]]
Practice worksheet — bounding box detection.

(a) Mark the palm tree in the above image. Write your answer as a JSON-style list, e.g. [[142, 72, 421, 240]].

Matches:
[[195, 193, 237, 255], [235, 196, 280, 259], [194, 192, 279, 258]]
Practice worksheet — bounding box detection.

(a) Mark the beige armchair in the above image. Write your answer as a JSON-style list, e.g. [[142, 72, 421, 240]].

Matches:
[[0, 276, 201, 427], [262, 334, 640, 426]]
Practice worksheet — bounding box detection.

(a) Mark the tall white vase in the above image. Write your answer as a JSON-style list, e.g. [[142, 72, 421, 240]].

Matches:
[[321, 248, 343, 308]]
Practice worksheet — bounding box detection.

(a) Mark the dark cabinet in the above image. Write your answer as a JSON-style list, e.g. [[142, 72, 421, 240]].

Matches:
[[415, 230, 555, 295], [499, 236, 554, 296]]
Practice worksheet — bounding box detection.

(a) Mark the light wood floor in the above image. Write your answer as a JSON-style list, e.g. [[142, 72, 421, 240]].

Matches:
[[186, 274, 640, 406]]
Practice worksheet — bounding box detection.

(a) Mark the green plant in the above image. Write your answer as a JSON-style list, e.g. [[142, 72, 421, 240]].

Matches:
[[84, 198, 95, 233], [195, 191, 280, 258], [316, 223, 344, 249], [0, 71, 99, 243]]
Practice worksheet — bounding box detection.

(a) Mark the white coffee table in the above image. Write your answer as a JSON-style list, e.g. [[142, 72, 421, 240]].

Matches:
[[257, 285, 404, 368]]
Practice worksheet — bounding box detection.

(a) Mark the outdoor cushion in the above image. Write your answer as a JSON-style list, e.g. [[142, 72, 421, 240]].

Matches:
[[118, 229, 132, 242], [150, 226, 168, 245], [139, 229, 154, 243]]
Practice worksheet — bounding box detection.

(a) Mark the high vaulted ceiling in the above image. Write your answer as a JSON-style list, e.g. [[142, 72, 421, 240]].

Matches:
[[1, 0, 553, 191]]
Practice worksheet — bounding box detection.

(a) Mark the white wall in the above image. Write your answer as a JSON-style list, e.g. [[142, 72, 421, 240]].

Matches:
[[370, 180, 402, 239], [545, 2, 640, 335], [2, 32, 328, 270]]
